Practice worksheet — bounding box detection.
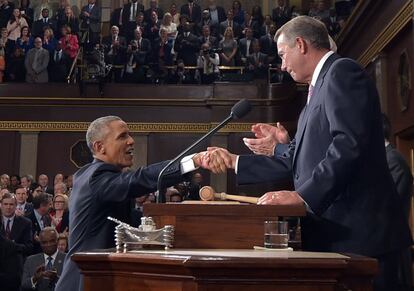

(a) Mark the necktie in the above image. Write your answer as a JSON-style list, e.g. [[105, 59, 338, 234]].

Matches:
[[46, 256, 53, 271], [132, 3, 136, 20], [41, 215, 49, 228], [5, 219, 11, 239], [88, 4, 93, 12], [307, 84, 314, 104], [189, 4, 193, 18]]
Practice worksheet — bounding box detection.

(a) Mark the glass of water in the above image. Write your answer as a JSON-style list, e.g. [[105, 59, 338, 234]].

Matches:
[[264, 220, 289, 249]]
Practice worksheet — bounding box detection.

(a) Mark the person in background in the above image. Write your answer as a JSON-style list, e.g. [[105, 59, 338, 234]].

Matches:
[[59, 25, 79, 60], [49, 194, 69, 234], [382, 113, 413, 291], [57, 233, 68, 253], [21, 227, 65, 291], [16, 26, 33, 54], [25, 36, 49, 83]]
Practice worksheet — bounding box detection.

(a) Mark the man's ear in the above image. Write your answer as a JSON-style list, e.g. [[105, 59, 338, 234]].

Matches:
[[295, 37, 307, 54], [93, 141, 104, 154]]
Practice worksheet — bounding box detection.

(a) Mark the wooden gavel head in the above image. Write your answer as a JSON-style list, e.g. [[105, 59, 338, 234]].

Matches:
[[199, 186, 216, 201]]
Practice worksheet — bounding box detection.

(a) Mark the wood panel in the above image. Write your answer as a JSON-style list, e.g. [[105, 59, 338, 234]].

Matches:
[[0, 132, 21, 176], [72, 250, 377, 291]]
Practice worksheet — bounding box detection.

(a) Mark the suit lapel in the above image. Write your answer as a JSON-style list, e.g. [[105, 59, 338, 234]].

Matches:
[[292, 53, 341, 166]]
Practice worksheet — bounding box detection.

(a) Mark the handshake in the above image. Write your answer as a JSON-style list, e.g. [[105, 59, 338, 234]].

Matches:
[[190, 122, 303, 206]]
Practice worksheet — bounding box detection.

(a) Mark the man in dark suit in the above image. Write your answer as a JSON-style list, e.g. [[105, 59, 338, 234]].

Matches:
[[55, 116, 207, 291], [219, 9, 241, 40], [199, 25, 218, 49], [205, 16, 412, 291], [174, 21, 200, 66], [32, 8, 57, 38], [80, 0, 101, 48], [122, 0, 144, 41], [144, 0, 163, 24], [206, 0, 226, 26], [15, 186, 33, 216], [27, 193, 52, 254], [382, 113, 413, 291], [110, 0, 130, 37], [21, 227, 65, 291], [180, 0, 201, 25], [272, 0, 291, 27], [102, 25, 127, 82], [48, 41, 70, 82], [238, 27, 257, 64], [0, 192, 33, 290], [246, 40, 268, 78]]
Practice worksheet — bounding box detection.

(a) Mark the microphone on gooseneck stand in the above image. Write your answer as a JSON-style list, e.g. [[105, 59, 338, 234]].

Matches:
[[156, 99, 252, 203]]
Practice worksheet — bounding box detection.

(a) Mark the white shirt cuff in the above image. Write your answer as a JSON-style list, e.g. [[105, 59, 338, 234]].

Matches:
[[180, 154, 197, 174], [235, 155, 240, 174], [31, 276, 37, 289]]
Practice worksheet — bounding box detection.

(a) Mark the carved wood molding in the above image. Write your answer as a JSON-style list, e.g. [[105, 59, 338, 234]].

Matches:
[[0, 121, 254, 133], [358, 0, 413, 67]]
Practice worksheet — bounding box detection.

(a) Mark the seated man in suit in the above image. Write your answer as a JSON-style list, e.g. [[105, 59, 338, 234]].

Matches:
[[21, 227, 65, 291], [55, 115, 208, 291]]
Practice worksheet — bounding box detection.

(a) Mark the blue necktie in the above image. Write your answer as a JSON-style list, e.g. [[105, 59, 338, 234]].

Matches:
[[46, 256, 53, 271]]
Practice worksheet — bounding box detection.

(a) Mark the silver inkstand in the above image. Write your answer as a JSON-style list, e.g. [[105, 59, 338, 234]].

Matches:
[[107, 216, 174, 252]]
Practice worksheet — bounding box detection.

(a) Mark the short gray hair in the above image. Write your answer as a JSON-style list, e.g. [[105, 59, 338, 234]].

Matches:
[[86, 116, 122, 153], [275, 16, 330, 50]]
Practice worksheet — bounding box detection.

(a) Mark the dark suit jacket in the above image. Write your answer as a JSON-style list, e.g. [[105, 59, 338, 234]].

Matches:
[[237, 53, 412, 257], [219, 20, 242, 39], [386, 144, 413, 219], [144, 7, 164, 24], [238, 37, 257, 59], [199, 35, 218, 49], [0, 233, 21, 291], [180, 3, 202, 24], [0, 215, 33, 256], [32, 18, 57, 38], [207, 6, 226, 24], [55, 159, 190, 291], [21, 251, 66, 291], [122, 2, 145, 25], [80, 4, 101, 32], [26, 210, 51, 254], [48, 50, 70, 82], [174, 32, 200, 66]]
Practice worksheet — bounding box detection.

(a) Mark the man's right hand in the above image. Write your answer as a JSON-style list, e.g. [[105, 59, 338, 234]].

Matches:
[[205, 147, 237, 174], [243, 122, 290, 156]]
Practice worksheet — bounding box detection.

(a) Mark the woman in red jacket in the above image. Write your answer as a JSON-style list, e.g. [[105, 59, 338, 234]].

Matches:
[[59, 24, 79, 60]]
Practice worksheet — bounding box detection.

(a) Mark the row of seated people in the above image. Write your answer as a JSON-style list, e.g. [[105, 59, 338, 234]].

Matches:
[[0, 170, 204, 290]]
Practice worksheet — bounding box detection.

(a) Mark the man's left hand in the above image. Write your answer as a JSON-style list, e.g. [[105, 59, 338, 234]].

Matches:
[[257, 190, 304, 205]]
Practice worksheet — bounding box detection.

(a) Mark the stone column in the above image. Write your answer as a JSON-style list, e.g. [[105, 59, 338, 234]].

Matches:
[[210, 134, 228, 192], [19, 132, 39, 177], [131, 133, 148, 169]]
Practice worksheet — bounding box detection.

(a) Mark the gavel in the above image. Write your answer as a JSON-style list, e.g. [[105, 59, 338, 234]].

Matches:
[[199, 186, 258, 204]]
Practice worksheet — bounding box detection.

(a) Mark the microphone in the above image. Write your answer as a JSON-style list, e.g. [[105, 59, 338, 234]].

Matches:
[[156, 99, 252, 203]]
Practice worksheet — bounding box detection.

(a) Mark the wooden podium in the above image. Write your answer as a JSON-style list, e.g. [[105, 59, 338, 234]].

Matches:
[[72, 250, 377, 291], [143, 203, 306, 249], [72, 203, 378, 291]]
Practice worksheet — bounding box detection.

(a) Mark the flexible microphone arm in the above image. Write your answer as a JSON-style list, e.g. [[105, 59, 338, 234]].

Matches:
[[156, 114, 233, 203]]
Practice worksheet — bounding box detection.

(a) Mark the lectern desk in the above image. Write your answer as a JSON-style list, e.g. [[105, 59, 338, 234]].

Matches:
[[143, 203, 306, 249], [72, 249, 377, 291]]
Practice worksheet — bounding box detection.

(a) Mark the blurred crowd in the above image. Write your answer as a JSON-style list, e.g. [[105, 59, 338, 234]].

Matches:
[[0, 0, 357, 85]]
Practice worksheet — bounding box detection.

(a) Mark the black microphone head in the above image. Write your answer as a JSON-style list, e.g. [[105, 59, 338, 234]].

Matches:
[[231, 99, 252, 119]]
